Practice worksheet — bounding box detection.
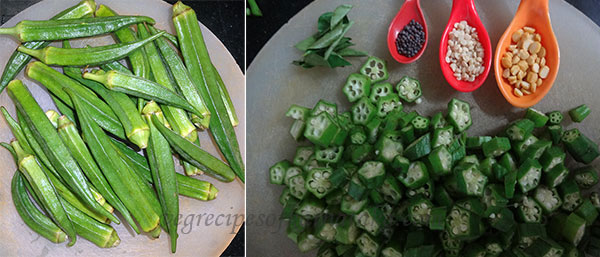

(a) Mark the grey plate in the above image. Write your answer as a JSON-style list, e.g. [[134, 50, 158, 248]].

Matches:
[[247, 0, 600, 256], [0, 0, 245, 256]]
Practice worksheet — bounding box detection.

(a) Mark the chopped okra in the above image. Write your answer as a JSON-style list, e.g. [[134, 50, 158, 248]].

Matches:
[[270, 160, 291, 185], [343, 73, 371, 102], [369, 82, 393, 103], [447, 98, 472, 132], [360, 56, 388, 83], [408, 195, 433, 226], [376, 95, 402, 118], [305, 168, 334, 199], [286, 104, 311, 121], [573, 166, 599, 189], [517, 196, 543, 223], [546, 110, 563, 125], [351, 97, 376, 125], [395, 76, 422, 103], [568, 104, 591, 123], [311, 99, 337, 117]]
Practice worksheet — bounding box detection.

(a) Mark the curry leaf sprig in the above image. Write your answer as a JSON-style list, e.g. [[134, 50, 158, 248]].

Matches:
[[293, 4, 367, 69]]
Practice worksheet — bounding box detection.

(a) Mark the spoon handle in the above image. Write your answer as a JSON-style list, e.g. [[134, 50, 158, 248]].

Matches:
[[450, 0, 477, 18], [517, 0, 549, 18]]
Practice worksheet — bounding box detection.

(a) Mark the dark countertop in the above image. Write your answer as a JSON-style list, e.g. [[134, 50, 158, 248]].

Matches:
[[246, 0, 600, 67], [0, 1, 244, 256]]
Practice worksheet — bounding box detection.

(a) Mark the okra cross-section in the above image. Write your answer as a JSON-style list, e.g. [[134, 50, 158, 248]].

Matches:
[[288, 174, 308, 200], [315, 146, 344, 163], [311, 99, 337, 117], [445, 205, 481, 239], [304, 112, 341, 147], [396, 76, 422, 103], [517, 196, 543, 223], [378, 175, 403, 204], [516, 158, 542, 193], [447, 98, 472, 133], [360, 56, 388, 83], [428, 146, 452, 176], [295, 195, 325, 220], [356, 232, 381, 257], [369, 82, 393, 103], [354, 206, 386, 236], [351, 97, 376, 125], [376, 95, 402, 118], [305, 168, 333, 199], [286, 104, 311, 121], [562, 128, 599, 164], [558, 180, 582, 211], [533, 185, 562, 213], [269, 160, 290, 185], [343, 73, 371, 102], [398, 161, 429, 189], [505, 119, 534, 141], [408, 196, 433, 227], [573, 166, 599, 189], [335, 216, 359, 245], [357, 161, 386, 189], [374, 136, 403, 164], [454, 163, 488, 196]]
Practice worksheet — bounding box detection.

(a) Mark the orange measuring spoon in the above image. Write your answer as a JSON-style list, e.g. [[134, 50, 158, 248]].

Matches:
[[494, 0, 559, 108]]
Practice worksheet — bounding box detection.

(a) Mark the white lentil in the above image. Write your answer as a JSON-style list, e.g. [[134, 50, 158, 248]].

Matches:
[[445, 20, 485, 82]]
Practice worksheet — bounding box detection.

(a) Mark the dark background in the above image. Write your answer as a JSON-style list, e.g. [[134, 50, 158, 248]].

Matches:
[[246, 0, 600, 67], [0, 0, 244, 256]]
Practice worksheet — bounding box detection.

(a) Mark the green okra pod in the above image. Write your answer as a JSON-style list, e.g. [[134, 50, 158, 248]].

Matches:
[[140, 25, 200, 176], [11, 141, 76, 246], [100, 60, 133, 75], [149, 25, 210, 129], [50, 94, 75, 123], [67, 88, 159, 233], [61, 44, 149, 148], [26, 61, 125, 139], [110, 137, 218, 200], [83, 69, 202, 117], [152, 115, 236, 182], [0, 0, 95, 92], [18, 31, 164, 67], [95, 5, 150, 82], [57, 115, 131, 225], [61, 199, 120, 248], [173, 2, 244, 182], [212, 64, 239, 127], [0, 16, 154, 42], [7, 80, 118, 225], [143, 102, 179, 252], [11, 171, 67, 244]]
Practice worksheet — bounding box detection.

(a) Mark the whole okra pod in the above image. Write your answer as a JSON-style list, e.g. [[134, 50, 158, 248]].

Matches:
[[143, 102, 180, 252], [0, 0, 95, 92], [18, 31, 164, 66], [173, 2, 245, 182], [7, 80, 119, 225], [0, 16, 154, 42]]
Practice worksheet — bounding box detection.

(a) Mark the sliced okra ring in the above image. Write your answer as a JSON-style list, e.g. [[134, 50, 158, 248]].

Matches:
[[269, 160, 290, 185], [341, 195, 368, 215], [293, 146, 314, 167], [558, 180, 583, 211], [517, 158, 542, 193], [304, 112, 340, 147], [356, 232, 380, 257], [396, 76, 422, 103], [505, 118, 535, 141], [351, 97, 376, 125], [369, 82, 393, 103], [482, 136, 511, 158], [432, 126, 454, 148], [311, 99, 337, 117], [354, 206, 385, 236], [398, 161, 429, 189], [286, 104, 311, 121], [539, 146, 566, 171], [522, 139, 552, 160], [546, 111, 563, 125], [335, 217, 359, 244], [525, 108, 549, 127], [533, 185, 562, 213], [517, 196, 543, 223], [408, 196, 433, 227], [295, 195, 325, 220], [374, 136, 403, 164], [297, 230, 322, 252], [305, 168, 333, 199], [428, 146, 452, 176], [445, 205, 480, 239], [376, 95, 402, 118], [378, 175, 403, 204], [447, 98, 472, 133], [315, 146, 344, 163], [343, 73, 371, 102], [360, 56, 388, 83], [568, 104, 591, 123], [573, 166, 599, 189], [455, 163, 488, 196], [562, 128, 600, 164], [574, 199, 599, 226], [288, 174, 308, 200]]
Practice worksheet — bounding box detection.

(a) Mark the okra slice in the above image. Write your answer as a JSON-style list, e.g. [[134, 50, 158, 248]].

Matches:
[[430, 112, 448, 130], [343, 73, 372, 102], [374, 136, 403, 164], [516, 223, 547, 248], [522, 139, 552, 161], [547, 111, 563, 125], [482, 136, 511, 158], [505, 170, 518, 199], [317, 245, 336, 257], [360, 56, 388, 83], [558, 180, 583, 211], [458, 154, 480, 166], [456, 198, 485, 216], [354, 206, 386, 236], [305, 167, 334, 199], [286, 104, 311, 121], [304, 112, 341, 147], [356, 232, 381, 257], [489, 207, 517, 233], [297, 229, 322, 252], [378, 175, 403, 204], [562, 128, 599, 164], [341, 194, 368, 215], [398, 161, 429, 189], [440, 230, 463, 250], [482, 184, 509, 213], [314, 216, 338, 242], [347, 143, 373, 165], [506, 119, 535, 141], [546, 125, 563, 145], [350, 126, 367, 145], [391, 155, 410, 174], [479, 157, 496, 178], [513, 134, 539, 158], [404, 133, 431, 160], [524, 237, 564, 256], [427, 146, 453, 176], [573, 166, 599, 189], [533, 185, 562, 213], [447, 98, 472, 133], [445, 205, 481, 239], [289, 174, 308, 200], [357, 161, 386, 189], [311, 99, 337, 117], [315, 146, 344, 163], [293, 146, 314, 167], [574, 199, 599, 225], [399, 125, 415, 145], [562, 213, 586, 246], [335, 216, 359, 244], [269, 160, 290, 185], [406, 195, 433, 227], [432, 126, 454, 148], [289, 119, 306, 141], [365, 117, 382, 144], [369, 82, 393, 103], [517, 196, 543, 223], [455, 163, 488, 196], [591, 192, 600, 211], [375, 95, 402, 118], [295, 195, 325, 220], [405, 180, 434, 199], [539, 146, 565, 172], [568, 104, 591, 123], [410, 115, 429, 136], [395, 76, 422, 103], [517, 158, 542, 193], [284, 166, 303, 186], [381, 240, 404, 257], [499, 152, 518, 171], [279, 188, 292, 206], [465, 136, 492, 149], [352, 97, 376, 125], [525, 108, 549, 128]]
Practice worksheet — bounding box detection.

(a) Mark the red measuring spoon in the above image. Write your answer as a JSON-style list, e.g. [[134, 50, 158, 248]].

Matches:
[[439, 0, 492, 92], [387, 0, 428, 64]]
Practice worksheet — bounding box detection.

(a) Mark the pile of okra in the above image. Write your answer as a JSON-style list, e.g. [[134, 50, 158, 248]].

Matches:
[[270, 56, 600, 256], [0, 0, 244, 252]]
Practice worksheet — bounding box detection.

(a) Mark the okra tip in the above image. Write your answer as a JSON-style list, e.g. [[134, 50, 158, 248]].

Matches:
[[18, 47, 45, 63], [208, 185, 219, 200], [130, 127, 150, 149], [172, 1, 192, 17]]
